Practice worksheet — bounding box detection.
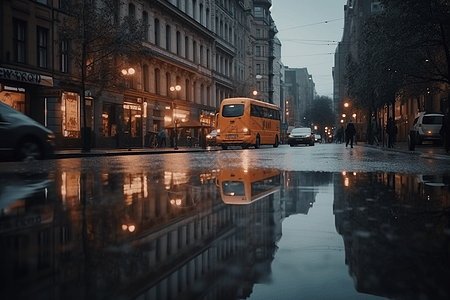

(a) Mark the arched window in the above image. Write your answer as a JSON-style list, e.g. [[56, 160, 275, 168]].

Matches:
[[206, 49, 210, 68], [200, 4, 204, 24]]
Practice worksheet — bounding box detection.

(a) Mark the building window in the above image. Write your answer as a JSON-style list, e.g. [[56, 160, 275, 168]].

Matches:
[[129, 3, 135, 18], [37, 27, 48, 68], [254, 6, 265, 18], [60, 40, 68, 73], [143, 11, 149, 41], [193, 40, 197, 62], [154, 18, 160, 46], [176, 31, 181, 55], [185, 79, 190, 101], [166, 25, 171, 51], [256, 64, 261, 75], [185, 36, 189, 59], [193, 0, 197, 20], [13, 19, 26, 63]]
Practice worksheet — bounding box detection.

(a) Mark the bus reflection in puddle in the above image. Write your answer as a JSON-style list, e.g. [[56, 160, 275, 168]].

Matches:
[[216, 168, 281, 205]]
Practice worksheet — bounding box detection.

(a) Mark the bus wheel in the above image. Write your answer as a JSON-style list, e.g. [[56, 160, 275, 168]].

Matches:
[[255, 135, 261, 149], [273, 135, 279, 148], [221, 145, 228, 150]]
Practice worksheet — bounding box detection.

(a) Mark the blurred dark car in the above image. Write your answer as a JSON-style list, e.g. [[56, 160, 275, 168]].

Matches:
[[314, 134, 322, 143], [288, 127, 314, 146], [206, 129, 217, 146], [0, 101, 55, 161]]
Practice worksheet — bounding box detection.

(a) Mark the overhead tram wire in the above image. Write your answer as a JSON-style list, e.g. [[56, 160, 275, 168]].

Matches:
[[278, 18, 344, 32]]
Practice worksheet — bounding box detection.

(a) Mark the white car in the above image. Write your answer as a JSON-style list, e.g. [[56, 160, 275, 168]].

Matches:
[[288, 128, 314, 146], [411, 112, 444, 145], [206, 129, 217, 146]]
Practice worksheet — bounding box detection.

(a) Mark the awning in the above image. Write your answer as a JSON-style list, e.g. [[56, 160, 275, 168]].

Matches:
[[165, 119, 211, 129]]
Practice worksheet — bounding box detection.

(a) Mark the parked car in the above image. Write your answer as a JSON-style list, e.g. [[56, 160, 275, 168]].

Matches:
[[314, 134, 322, 143], [288, 127, 314, 146], [206, 129, 217, 146], [410, 112, 444, 146], [0, 101, 55, 161]]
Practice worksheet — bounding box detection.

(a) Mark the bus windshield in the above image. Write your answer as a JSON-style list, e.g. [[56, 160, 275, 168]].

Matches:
[[222, 104, 244, 117]]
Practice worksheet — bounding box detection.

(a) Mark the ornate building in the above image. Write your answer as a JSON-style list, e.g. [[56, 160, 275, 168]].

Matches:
[[0, 0, 281, 149]]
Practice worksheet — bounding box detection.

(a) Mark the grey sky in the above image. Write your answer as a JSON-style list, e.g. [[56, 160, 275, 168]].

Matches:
[[271, 0, 347, 98]]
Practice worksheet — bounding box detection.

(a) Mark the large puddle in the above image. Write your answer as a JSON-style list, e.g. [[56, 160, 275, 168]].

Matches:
[[1, 169, 449, 299]]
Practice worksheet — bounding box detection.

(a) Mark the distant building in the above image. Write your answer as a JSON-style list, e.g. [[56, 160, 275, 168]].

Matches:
[[284, 67, 316, 128]]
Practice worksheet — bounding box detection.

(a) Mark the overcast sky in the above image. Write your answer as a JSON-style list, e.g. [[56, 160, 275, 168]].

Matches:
[[270, 0, 347, 98]]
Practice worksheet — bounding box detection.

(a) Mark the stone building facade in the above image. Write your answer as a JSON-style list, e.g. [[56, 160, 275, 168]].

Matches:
[[0, 0, 281, 150]]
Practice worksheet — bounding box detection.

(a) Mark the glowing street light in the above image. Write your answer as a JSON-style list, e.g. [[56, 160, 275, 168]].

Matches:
[[121, 67, 135, 75], [170, 85, 181, 92]]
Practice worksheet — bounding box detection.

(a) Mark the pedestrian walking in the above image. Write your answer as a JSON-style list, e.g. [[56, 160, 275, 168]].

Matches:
[[371, 118, 380, 146], [157, 130, 167, 147], [440, 109, 450, 153], [345, 120, 356, 148], [386, 118, 396, 148], [336, 126, 344, 143]]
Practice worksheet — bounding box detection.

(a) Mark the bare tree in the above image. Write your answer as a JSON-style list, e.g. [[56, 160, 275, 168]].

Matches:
[[346, 0, 450, 112], [58, 0, 153, 151]]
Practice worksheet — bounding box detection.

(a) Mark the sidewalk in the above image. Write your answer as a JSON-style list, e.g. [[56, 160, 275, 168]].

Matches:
[[51, 146, 220, 159], [50, 142, 450, 160], [364, 141, 450, 160]]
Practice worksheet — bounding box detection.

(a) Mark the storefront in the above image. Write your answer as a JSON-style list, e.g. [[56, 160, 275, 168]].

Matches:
[[0, 67, 54, 129], [123, 97, 143, 147]]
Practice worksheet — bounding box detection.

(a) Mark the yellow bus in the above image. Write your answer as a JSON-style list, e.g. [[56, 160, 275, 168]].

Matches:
[[216, 168, 281, 205], [216, 97, 281, 150]]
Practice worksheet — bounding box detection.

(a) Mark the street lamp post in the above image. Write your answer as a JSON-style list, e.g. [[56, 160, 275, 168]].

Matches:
[[122, 67, 135, 150], [170, 85, 181, 150]]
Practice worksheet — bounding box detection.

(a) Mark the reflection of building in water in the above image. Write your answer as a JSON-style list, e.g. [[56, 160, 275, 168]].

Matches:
[[0, 167, 285, 300], [282, 172, 332, 217], [333, 172, 450, 299]]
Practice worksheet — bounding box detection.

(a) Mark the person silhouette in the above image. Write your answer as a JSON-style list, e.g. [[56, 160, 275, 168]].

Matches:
[[345, 120, 356, 148]]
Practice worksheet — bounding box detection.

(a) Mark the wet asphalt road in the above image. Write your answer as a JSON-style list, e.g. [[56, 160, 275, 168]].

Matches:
[[1, 143, 449, 173], [1, 143, 450, 300]]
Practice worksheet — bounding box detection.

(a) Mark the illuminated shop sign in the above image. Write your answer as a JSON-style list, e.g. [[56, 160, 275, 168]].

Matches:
[[2, 85, 25, 92], [0, 67, 53, 86]]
